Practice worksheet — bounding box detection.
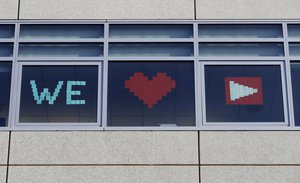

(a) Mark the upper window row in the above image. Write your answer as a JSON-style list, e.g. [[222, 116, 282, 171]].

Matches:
[[2, 23, 300, 58], [1, 23, 300, 38]]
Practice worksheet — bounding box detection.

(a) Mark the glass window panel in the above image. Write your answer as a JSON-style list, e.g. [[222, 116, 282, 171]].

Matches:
[[18, 43, 103, 57], [108, 61, 195, 127], [204, 65, 285, 123], [20, 24, 104, 38], [288, 25, 300, 38], [291, 63, 300, 126], [109, 43, 193, 57], [19, 65, 99, 123], [0, 43, 13, 57], [289, 43, 300, 56], [199, 24, 283, 38], [0, 62, 12, 127], [0, 25, 14, 38], [109, 24, 193, 38], [199, 43, 284, 57]]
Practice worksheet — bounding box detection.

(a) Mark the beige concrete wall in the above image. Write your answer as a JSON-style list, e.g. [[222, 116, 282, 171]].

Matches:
[[0, 131, 300, 182], [19, 0, 194, 19], [3, 0, 300, 20], [0, 132, 9, 165], [196, 0, 300, 19], [9, 131, 198, 164], [12, 0, 300, 20], [8, 166, 198, 183], [200, 132, 300, 182], [200, 131, 300, 164], [201, 166, 300, 183], [0, 166, 6, 183], [0, 0, 18, 19], [8, 132, 199, 182]]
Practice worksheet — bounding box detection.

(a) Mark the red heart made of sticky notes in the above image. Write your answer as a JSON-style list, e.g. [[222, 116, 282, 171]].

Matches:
[[125, 72, 176, 108]]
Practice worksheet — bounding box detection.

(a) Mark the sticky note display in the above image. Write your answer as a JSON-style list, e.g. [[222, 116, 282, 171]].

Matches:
[[107, 61, 196, 127], [19, 65, 99, 123]]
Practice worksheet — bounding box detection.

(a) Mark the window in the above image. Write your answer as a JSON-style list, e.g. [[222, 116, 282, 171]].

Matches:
[[203, 63, 287, 124], [18, 24, 104, 59], [291, 62, 300, 126], [0, 25, 14, 38], [20, 24, 104, 38], [199, 43, 284, 57], [109, 24, 193, 38], [18, 64, 101, 124], [0, 43, 14, 57], [198, 24, 284, 58], [288, 24, 300, 38], [19, 43, 103, 57], [289, 43, 300, 56], [0, 62, 12, 127], [199, 24, 283, 38], [109, 43, 193, 57], [108, 61, 195, 127]]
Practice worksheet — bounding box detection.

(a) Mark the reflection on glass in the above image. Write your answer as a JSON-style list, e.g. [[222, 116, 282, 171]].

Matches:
[[289, 43, 300, 56], [205, 65, 284, 123], [0, 62, 12, 127], [288, 25, 300, 38], [109, 24, 193, 38], [0, 43, 13, 57], [109, 43, 193, 57], [199, 24, 283, 38], [19, 43, 103, 57], [291, 63, 300, 126], [0, 25, 14, 38], [19, 65, 99, 123], [20, 24, 104, 38], [199, 43, 284, 57], [108, 62, 195, 127]]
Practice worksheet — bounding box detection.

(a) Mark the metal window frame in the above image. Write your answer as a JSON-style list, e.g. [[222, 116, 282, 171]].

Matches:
[[0, 20, 300, 130]]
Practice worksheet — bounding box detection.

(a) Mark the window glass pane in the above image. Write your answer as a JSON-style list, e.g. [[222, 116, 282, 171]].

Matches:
[[289, 43, 300, 56], [19, 65, 99, 123], [0, 62, 12, 127], [19, 43, 103, 57], [20, 24, 104, 38], [199, 24, 283, 38], [0, 25, 14, 38], [291, 63, 300, 126], [288, 25, 300, 38], [199, 43, 284, 57], [205, 65, 284, 123], [109, 43, 193, 57], [108, 61, 195, 127], [109, 24, 193, 38], [0, 43, 13, 57]]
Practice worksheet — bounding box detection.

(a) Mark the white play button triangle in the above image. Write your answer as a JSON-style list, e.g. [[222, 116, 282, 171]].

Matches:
[[229, 81, 258, 101]]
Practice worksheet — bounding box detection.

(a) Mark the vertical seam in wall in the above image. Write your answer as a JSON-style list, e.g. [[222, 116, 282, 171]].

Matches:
[[5, 131, 11, 183], [194, 0, 197, 20], [198, 131, 201, 183], [17, 0, 21, 20]]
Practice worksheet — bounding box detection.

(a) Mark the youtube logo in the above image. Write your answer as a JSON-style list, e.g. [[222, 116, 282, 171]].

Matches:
[[225, 77, 263, 105]]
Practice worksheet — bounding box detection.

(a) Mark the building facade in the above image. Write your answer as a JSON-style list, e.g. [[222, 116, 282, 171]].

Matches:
[[1, 0, 300, 182]]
